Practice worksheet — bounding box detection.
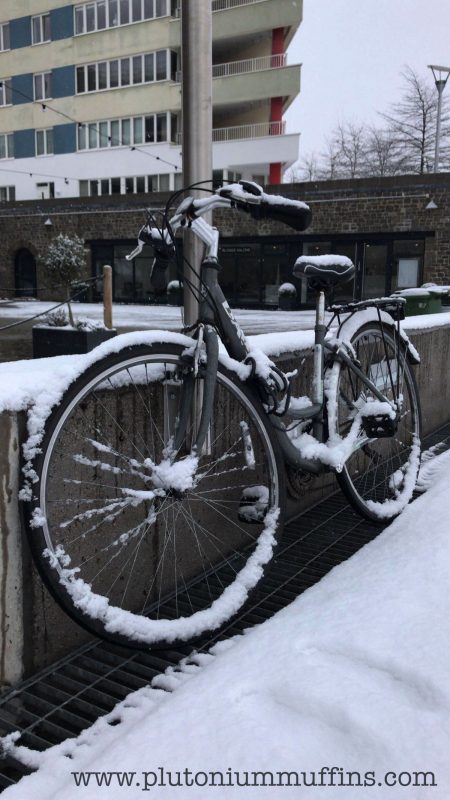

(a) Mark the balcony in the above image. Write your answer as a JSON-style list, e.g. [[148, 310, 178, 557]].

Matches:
[[175, 54, 300, 110], [173, 0, 266, 14], [177, 121, 285, 145], [176, 53, 286, 82], [168, 0, 303, 49], [212, 53, 286, 78], [175, 120, 299, 175], [212, 120, 285, 141]]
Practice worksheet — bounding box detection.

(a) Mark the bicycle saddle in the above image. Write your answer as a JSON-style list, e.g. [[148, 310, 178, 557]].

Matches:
[[293, 255, 355, 290]]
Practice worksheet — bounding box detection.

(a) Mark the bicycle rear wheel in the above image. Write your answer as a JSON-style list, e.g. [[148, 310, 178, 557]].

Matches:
[[327, 323, 421, 522], [24, 343, 285, 649]]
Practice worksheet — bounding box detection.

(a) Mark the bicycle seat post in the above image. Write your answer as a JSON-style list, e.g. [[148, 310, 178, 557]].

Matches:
[[312, 290, 326, 439]]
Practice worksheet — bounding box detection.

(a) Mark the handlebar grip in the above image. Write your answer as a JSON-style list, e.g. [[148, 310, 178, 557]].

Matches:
[[250, 199, 312, 232]]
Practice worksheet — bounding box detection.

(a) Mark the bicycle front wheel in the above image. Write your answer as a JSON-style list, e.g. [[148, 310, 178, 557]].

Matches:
[[24, 343, 285, 649], [327, 323, 421, 522]]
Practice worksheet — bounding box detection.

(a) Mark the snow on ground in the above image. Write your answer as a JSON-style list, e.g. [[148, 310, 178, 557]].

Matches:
[[1, 299, 450, 335], [0, 300, 320, 335], [3, 454, 450, 799]]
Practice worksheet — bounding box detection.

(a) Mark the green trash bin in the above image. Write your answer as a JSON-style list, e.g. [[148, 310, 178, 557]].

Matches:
[[391, 288, 443, 316]]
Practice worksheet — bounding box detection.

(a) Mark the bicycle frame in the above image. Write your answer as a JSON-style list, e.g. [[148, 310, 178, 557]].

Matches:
[[192, 252, 407, 478], [134, 194, 413, 478]]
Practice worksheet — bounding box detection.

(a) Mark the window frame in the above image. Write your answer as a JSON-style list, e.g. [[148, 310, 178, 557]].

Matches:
[[0, 78, 12, 107], [31, 13, 51, 45], [34, 72, 52, 101], [75, 50, 172, 95], [74, 0, 167, 35], [76, 111, 177, 151], [0, 185, 15, 202], [78, 170, 178, 197], [0, 133, 14, 160], [36, 128, 54, 157], [0, 22, 10, 52]]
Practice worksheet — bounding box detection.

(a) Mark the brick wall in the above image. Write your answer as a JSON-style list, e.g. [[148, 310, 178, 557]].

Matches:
[[1, 173, 450, 298]]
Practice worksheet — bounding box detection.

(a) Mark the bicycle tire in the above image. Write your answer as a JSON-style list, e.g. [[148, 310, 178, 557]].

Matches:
[[23, 343, 286, 649], [326, 322, 421, 522]]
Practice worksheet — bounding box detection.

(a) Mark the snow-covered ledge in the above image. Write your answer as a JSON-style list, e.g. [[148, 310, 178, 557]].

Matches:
[[0, 319, 449, 686]]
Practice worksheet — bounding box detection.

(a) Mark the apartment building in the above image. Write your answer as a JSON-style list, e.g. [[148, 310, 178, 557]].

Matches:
[[0, 0, 302, 202]]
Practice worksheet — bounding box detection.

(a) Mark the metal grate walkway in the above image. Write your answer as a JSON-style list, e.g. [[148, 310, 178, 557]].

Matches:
[[1, 422, 449, 790]]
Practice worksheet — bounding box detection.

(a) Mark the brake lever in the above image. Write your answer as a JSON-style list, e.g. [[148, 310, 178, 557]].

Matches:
[[125, 239, 145, 261]]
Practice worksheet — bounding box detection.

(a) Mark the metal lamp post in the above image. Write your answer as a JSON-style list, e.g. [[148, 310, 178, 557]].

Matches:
[[428, 64, 450, 172], [181, 0, 213, 326]]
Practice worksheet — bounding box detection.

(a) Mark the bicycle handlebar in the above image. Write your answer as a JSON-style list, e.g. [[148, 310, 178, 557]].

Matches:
[[126, 181, 312, 262]]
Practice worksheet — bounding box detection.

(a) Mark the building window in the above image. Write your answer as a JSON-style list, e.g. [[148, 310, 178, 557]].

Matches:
[[0, 133, 14, 159], [0, 185, 15, 202], [74, 0, 167, 34], [36, 182, 55, 199], [0, 79, 12, 106], [34, 72, 52, 101], [79, 172, 177, 196], [76, 50, 173, 94], [0, 23, 10, 52], [77, 112, 177, 150], [32, 14, 51, 44], [36, 129, 54, 156]]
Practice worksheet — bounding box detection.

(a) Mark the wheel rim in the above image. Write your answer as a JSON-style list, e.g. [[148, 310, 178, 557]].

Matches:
[[36, 351, 281, 645], [334, 327, 420, 518]]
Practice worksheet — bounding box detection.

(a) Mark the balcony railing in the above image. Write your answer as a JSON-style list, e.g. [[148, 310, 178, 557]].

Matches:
[[212, 120, 285, 141], [212, 0, 264, 10], [172, 0, 264, 15], [212, 53, 286, 78], [175, 53, 287, 83], [176, 121, 285, 144]]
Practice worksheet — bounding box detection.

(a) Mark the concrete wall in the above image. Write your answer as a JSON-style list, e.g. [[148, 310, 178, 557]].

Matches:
[[0, 322, 449, 688]]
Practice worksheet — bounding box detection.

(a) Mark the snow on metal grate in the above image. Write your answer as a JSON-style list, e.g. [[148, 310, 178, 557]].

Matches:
[[1, 422, 449, 789]]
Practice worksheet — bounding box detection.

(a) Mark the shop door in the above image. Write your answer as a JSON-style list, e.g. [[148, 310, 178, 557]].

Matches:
[[362, 243, 389, 298], [15, 248, 37, 297]]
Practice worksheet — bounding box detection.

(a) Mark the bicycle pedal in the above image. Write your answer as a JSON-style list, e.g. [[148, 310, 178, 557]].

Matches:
[[238, 486, 269, 523], [361, 412, 397, 438]]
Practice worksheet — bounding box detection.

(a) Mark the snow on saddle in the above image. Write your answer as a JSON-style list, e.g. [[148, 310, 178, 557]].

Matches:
[[293, 254, 355, 291]]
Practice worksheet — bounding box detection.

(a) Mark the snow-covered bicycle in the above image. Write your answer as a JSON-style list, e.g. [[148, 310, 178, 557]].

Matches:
[[22, 181, 421, 650]]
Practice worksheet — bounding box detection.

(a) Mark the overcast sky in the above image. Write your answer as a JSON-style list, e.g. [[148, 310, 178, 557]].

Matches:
[[285, 0, 450, 163]]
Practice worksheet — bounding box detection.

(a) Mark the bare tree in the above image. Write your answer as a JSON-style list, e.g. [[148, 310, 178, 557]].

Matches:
[[380, 66, 450, 173], [317, 135, 342, 179], [289, 66, 450, 182], [364, 126, 404, 177], [335, 121, 368, 178]]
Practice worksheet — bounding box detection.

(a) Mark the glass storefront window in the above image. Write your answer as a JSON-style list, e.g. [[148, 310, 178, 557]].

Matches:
[[262, 243, 288, 306], [392, 240, 423, 291], [93, 243, 156, 303], [331, 242, 356, 304], [363, 244, 388, 298]]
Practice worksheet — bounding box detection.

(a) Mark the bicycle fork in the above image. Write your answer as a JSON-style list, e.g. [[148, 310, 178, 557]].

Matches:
[[171, 324, 218, 457]]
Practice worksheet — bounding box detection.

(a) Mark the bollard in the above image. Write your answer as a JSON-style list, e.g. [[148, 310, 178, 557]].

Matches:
[[103, 265, 113, 329]]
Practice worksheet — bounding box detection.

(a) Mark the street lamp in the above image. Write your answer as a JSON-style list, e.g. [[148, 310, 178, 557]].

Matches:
[[428, 64, 450, 172]]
